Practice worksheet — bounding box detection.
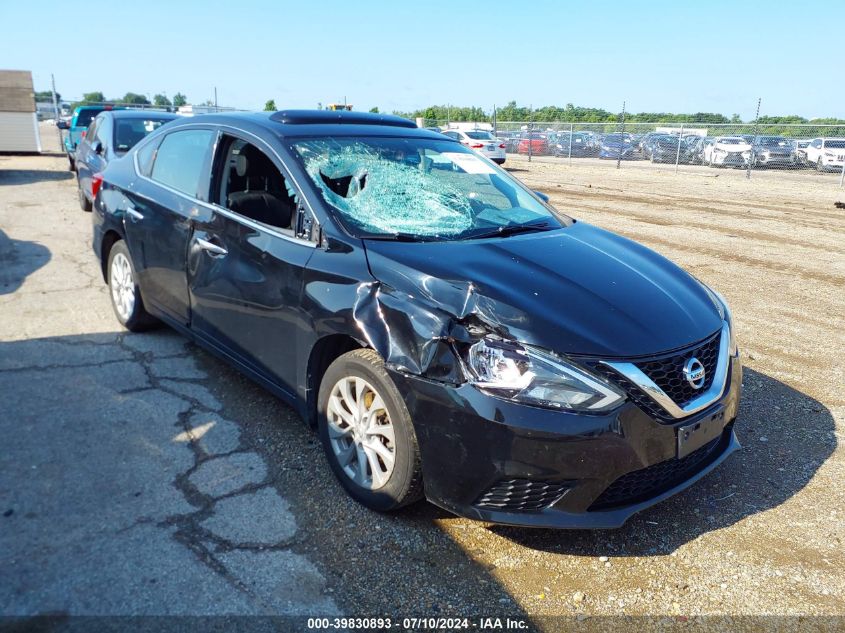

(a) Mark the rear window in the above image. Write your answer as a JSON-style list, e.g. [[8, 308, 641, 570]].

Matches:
[[74, 110, 101, 128], [465, 131, 494, 140], [114, 117, 173, 152]]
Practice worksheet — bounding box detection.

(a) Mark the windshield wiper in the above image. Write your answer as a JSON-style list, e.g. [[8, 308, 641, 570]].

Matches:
[[463, 220, 555, 240]]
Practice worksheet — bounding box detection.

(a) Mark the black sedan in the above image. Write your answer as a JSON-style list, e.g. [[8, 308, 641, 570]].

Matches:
[[76, 110, 178, 212], [92, 110, 742, 528]]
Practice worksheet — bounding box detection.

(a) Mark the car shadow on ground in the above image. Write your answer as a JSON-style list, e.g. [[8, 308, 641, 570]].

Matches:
[[0, 169, 73, 185], [0, 230, 51, 295], [486, 367, 835, 555]]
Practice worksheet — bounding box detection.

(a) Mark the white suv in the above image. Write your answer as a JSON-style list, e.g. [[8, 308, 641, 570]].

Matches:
[[804, 138, 845, 172]]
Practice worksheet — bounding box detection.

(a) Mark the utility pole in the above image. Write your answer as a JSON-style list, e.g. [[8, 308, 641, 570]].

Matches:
[[214, 87, 218, 110]]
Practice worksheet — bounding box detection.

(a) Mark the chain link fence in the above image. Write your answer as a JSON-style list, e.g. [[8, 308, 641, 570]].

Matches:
[[424, 119, 845, 187]]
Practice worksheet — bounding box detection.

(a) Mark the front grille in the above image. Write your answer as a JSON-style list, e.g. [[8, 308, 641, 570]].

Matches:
[[588, 426, 730, 511], [585, 330, 724, 422], [634, 331, 721, 408], [475, 479, 571, 512]]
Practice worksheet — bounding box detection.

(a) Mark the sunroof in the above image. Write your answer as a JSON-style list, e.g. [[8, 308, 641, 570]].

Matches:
[[269, 110, 417, 128]]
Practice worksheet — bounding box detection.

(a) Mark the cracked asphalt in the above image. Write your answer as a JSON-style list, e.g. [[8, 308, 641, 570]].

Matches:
[[1, 149, 844, 629]]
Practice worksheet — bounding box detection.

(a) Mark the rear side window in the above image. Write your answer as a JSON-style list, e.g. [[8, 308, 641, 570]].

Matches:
[[150, 129, 215, 198], [136, 136, 163, 177]]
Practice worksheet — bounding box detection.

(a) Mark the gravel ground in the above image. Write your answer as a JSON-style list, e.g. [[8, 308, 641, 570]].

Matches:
[[0, 151, 843, 629]]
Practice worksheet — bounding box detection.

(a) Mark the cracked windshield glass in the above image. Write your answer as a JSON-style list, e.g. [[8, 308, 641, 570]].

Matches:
[[291, 137, 567, 240]]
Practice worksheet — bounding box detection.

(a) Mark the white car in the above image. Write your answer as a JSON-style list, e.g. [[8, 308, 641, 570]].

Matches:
[[703, 136, 752, 167], [803, 138, 845, 172], [441, 129, 506, 165]]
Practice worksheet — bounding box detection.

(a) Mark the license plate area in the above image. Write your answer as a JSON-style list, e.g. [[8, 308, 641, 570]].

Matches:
[[677, 408, 726, 458]]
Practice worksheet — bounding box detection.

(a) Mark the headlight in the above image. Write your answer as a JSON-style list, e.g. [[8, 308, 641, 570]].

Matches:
[[714, 148, 726, 154], [824, 151, 835, 157], [699, 282, 739, 357], [463, 338, 625, 412]]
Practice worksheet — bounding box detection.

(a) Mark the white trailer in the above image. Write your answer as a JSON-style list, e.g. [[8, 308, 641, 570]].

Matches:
[[0, 70, 42, 153]]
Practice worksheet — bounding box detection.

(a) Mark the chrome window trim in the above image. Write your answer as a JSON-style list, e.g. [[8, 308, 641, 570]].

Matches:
[[132, 123, 317, 249], [601, 322, 731, 420]]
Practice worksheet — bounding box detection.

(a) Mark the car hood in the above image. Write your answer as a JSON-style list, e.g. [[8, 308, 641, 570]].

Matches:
[[363, 221, 722, 358], [716, 142, 751, 151]]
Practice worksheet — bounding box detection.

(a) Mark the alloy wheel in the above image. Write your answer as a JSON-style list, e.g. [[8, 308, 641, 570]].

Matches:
[[110, 252, 135, 321], [326, 376, 396, 490]]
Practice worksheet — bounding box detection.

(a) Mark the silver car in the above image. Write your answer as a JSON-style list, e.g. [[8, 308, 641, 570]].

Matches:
[[442, 129, 506, 165]]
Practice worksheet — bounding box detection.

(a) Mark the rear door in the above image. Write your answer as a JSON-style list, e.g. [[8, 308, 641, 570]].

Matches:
[[187, 131, 317, 393], [124, 126, 216, 324]]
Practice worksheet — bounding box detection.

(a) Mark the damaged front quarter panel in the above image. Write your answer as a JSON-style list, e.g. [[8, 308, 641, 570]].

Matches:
[[350, 258, 527, 385]]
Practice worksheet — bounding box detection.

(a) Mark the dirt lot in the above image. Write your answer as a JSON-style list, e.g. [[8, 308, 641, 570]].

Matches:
[[1, 151, 843, 628]]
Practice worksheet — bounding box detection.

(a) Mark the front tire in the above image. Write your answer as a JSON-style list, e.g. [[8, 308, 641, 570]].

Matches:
[[107, 240, 156, 332], [318, 348, 423, 512], [817, 158, 824, 172]]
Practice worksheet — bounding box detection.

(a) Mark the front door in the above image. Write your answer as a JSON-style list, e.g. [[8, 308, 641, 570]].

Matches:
[[187, 133, 316, 393]]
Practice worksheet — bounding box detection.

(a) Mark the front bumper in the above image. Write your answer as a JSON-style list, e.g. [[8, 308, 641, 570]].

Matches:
[[392, 355, 742, 529], [712, 153, 750, 166]]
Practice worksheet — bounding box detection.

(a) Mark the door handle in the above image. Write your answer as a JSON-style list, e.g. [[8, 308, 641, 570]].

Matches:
[[196, 237, 228, 257], [126, 206, 144, 221]]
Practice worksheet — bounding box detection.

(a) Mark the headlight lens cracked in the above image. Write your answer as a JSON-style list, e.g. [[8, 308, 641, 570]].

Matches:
[[464, 338, 626, 412]]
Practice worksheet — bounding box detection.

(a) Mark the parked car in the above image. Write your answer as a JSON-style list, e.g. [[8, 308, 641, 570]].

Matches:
[[64, 105, 117, 172], [646, 134, 693, 164], [750, 136, 797, 168], [441, 129, 506, 164], [517, 131, 549, 155], [496, 131, 521, 154], [794, 139, 812, 165], [75, 110, 179, 212], [93, 109, 741, 529], [703, 136, 753, 167], [685, 136, 707, 165], [551, 132, 592, 157], [803, 137, 845, 172], [598, 133, 636, 160]]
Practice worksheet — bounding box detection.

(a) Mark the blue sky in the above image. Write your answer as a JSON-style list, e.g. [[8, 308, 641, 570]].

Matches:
[[2, 0, 843, 120]]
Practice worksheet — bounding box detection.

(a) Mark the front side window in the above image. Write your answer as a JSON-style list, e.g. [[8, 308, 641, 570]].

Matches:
[[150, 129, 215, 198], [215, 137, 299, 231], [291, 136, 568, 240]]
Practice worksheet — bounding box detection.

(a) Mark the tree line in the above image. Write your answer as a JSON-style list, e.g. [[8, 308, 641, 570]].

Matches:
[[36, 90, 191, 110], [391, 101, 845, 125]]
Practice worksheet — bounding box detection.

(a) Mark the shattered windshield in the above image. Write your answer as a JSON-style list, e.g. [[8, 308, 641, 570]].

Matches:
[[291, 136, 567, 240]]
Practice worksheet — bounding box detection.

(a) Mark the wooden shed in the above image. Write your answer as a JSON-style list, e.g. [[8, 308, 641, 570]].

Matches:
[[0, 70, 42, 152]]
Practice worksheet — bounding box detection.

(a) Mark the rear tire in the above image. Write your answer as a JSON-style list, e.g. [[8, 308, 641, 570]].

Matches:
[[68, 156, 75, 172], [77, 176, 92, 212], [107, 240, 156, 332], [318, 348, 423, 512]]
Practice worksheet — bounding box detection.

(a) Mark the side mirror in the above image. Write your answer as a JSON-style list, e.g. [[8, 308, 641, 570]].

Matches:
[[94, 141, 104, 155], [534, 190, 550, 203]]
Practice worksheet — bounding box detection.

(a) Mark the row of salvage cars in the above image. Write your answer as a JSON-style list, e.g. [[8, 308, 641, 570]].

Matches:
[[493, 129, 845, 171]]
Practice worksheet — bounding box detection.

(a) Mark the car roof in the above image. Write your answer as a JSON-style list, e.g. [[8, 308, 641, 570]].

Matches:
[[161, 110, 446, 140], [100, 110, 179, 120]]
